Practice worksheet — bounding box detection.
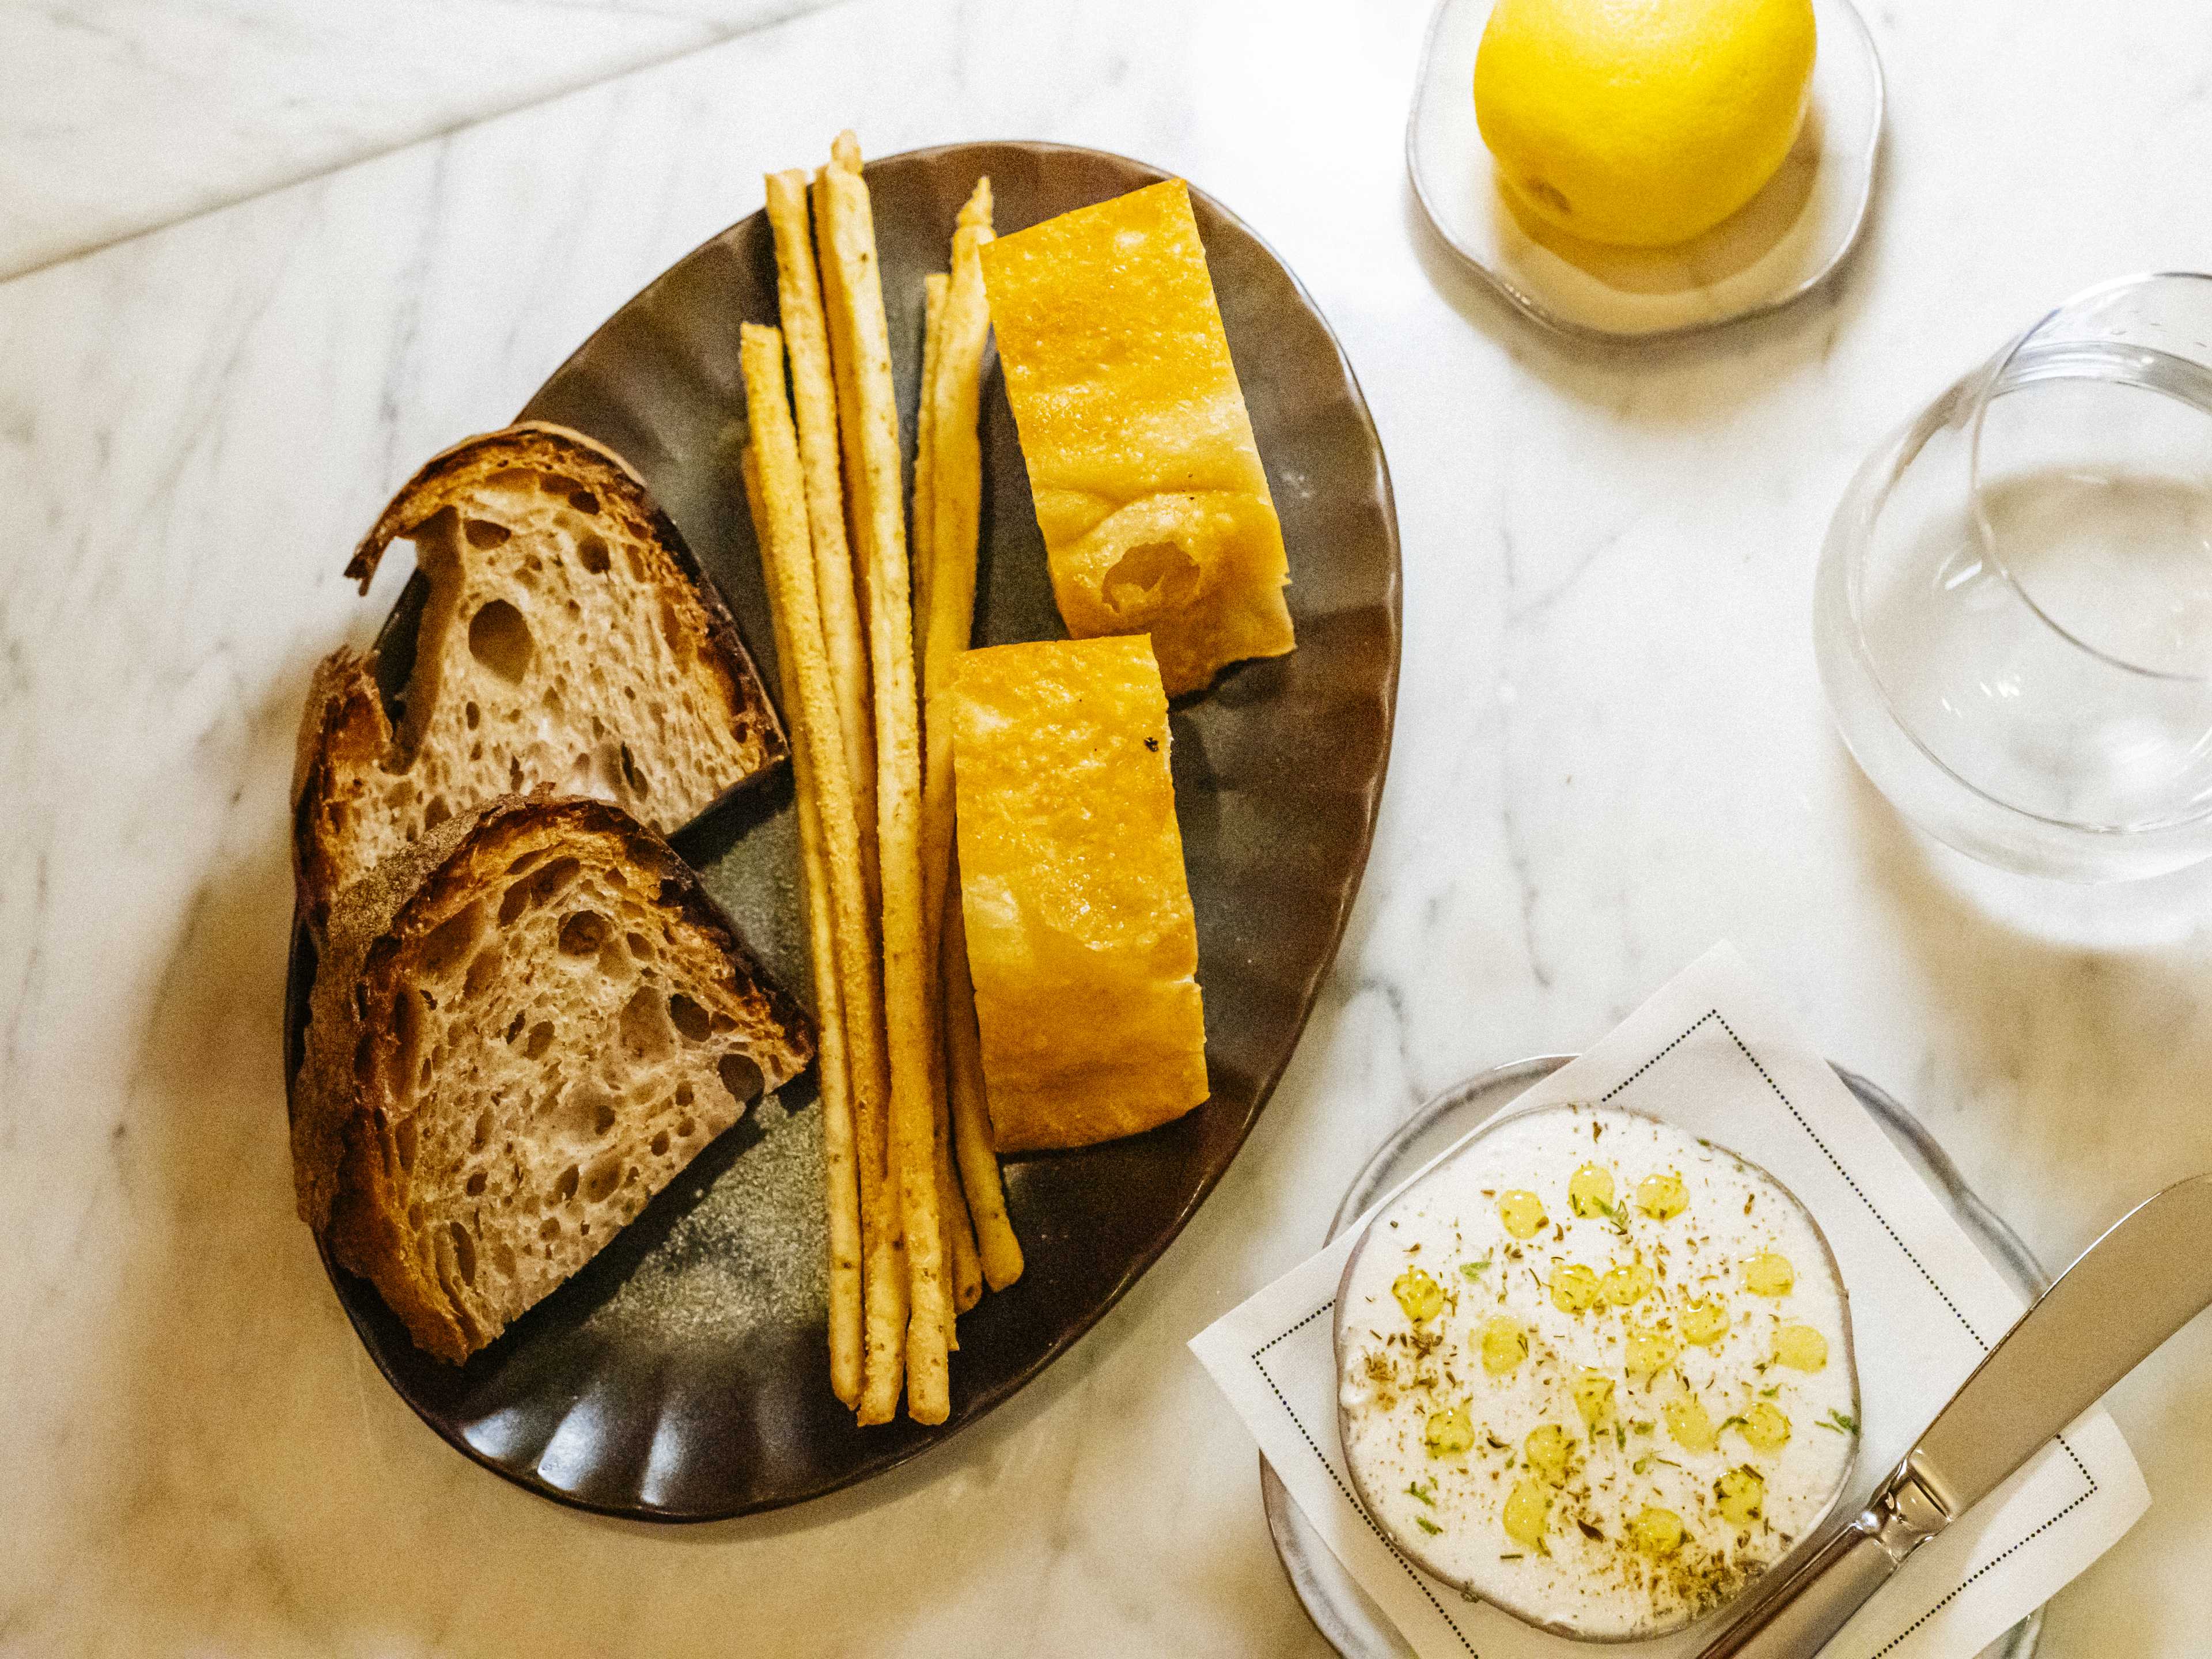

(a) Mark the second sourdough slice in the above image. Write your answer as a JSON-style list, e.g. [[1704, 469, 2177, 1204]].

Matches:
[[292, 797, 813, 1364], [293, 423, 785, 925]]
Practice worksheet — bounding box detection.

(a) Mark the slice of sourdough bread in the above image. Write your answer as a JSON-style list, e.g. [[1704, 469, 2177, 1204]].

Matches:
[[293, 795, 813, 1364], [292, 423, 784, 927]]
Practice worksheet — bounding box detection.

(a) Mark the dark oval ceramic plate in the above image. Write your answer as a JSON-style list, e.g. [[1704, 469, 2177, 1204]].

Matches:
[[285, 141, 1400, 1520]]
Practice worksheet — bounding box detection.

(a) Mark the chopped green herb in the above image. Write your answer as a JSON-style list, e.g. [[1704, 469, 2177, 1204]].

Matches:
[[1759, 1385, 1780, 1399], [1631, 1421, 1654, 1434], [1819, 1409, 1859, 1435], [1415, 1516, 1442, 1535], [1575, 1519, 1605, 1541], [1461, 1255, 1493, 1281], [1406, 1480, 1435, 1507], [1632, 1456, 1651, 1475], [1499, 1553, 1524, 1562], [1615, 1424, 1628, 1449], [1719, 1415, 1748, 1434], [1580, 1195, 1630, 1235]]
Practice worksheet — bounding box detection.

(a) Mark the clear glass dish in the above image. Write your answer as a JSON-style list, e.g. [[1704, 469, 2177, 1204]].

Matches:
[[1405, 0, 1884, 342], [1816, 272, 2212, 881], [1260, 1055, 2044, 1659]]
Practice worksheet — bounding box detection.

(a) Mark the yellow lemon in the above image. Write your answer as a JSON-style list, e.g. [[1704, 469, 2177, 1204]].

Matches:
[[1473, 0, 1817, 248]]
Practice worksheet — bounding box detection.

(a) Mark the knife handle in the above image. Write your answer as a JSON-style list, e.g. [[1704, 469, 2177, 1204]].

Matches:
[[1699, 1460, 1950, 1659]]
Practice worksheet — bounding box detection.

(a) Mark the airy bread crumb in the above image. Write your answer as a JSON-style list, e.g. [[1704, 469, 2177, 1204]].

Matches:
[[293, 796, 814, 1364], [291, 423, 785, 927]]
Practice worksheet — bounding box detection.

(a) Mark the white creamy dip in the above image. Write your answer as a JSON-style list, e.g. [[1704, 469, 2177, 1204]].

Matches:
[[1335, 1103, 1857, 1641]]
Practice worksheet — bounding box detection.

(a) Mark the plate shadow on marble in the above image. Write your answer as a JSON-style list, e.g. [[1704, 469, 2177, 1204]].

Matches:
[[284, 142, 1402, 1521]]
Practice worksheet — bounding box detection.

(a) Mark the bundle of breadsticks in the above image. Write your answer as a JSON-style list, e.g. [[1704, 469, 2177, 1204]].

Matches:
[[738, 131, 1022, 1427]]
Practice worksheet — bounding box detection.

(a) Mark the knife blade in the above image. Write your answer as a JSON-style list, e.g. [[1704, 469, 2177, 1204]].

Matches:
[[1908, 1169, 2212, 1516], [1702, 1172, 2212, 1659]]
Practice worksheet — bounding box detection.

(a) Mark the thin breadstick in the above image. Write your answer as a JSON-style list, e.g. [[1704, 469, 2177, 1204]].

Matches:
[[917, 192, 994, 1313], [916, 180, 995, 959], [739, 441, 861, 1408], [765, 171, 878, 914], [814, 165, 906, 1298], [912, 272, 949, 685], [738, 327, 902, 1419], [912, 272, 972, 1323], [937, 1055, 982, 1318], [819, 130, 950, 1424], [812, 170, 872, 643], [941, 850, 1023, 1290], [926, 181, 994, 673], [809, 163, 908, 1424], [812, 161, 905, 1418]]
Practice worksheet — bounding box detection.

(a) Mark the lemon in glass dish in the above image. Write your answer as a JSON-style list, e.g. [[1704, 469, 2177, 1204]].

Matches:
[[1473, 0, 1816, 249]]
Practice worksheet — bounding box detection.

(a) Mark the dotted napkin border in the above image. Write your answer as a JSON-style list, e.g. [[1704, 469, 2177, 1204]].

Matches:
[[1252, 1009, 2094, 1659]]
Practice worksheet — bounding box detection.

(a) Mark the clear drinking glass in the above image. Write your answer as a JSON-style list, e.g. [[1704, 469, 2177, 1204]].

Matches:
[[1816, 273, 2212, 881]]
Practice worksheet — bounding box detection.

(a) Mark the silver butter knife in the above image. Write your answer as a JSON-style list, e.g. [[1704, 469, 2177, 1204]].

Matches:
[[1703, 1172, 2212, 1659]]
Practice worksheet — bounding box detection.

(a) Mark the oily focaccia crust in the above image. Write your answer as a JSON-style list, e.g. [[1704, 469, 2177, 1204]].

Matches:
[[948, 637, 1207, 1151], [979, 180, 1295, 696]]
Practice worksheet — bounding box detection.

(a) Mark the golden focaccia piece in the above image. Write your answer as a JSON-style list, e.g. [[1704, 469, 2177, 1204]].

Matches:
[[948, 636, 1208, 1150], [979, 180, 1296, 697]]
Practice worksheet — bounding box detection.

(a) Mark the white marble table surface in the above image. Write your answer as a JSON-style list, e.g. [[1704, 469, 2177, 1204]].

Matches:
[[0, 0, 844, 281], [6, 0, 2212, 1652]]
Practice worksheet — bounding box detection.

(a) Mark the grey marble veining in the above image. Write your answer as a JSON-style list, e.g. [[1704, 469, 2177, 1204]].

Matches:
[[4, 0, 2212, 1652], [0, 0, 847, 281]]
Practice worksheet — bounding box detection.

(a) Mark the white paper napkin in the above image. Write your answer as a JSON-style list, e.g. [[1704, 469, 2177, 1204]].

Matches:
[[1192, 944, 2147, 1658]]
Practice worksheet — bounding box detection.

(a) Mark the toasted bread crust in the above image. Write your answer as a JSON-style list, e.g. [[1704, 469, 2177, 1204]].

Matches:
[[289, 647, 397, 932], [294, 800, 481, 1238], [343, 423, 768, 733], [293, 796, 815, 1363], [294, 422, 786, 923]]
